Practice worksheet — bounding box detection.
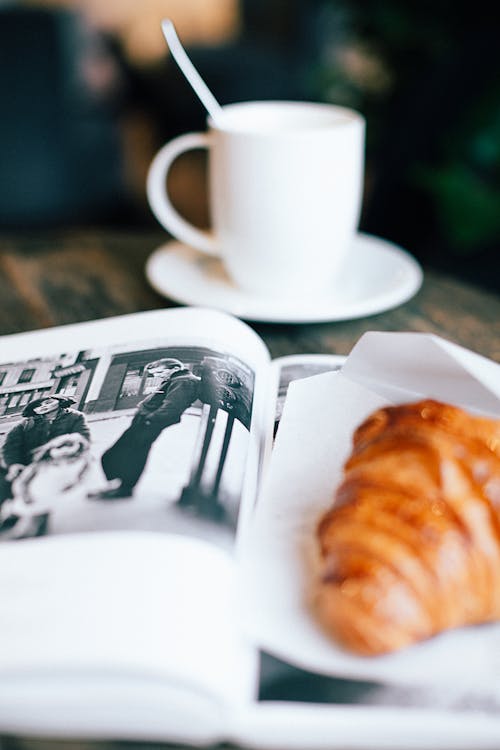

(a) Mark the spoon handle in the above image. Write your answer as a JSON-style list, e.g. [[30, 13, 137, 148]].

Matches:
[[161, 19, 224, 125]]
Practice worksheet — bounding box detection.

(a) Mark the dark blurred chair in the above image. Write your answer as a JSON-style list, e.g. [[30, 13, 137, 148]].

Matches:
[[0, 7, 129, 228]]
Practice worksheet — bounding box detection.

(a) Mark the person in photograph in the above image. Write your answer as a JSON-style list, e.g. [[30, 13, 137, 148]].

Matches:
[[0, 394, 91, 523], [0, 432, 93, 540], [2, 395, 90, 475], [96, 357, 201, 500], [0, 466, 11, 507]]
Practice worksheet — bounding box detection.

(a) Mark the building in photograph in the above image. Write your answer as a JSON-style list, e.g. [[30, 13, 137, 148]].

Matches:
[[0, 353, 98, 421], [85, 346, 253, 428]]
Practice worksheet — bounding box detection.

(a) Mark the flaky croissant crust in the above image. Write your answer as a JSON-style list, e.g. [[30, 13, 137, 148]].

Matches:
[[316, 399, 500, 656]]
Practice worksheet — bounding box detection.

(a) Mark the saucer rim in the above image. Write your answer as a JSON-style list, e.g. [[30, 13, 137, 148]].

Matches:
[[145, 232, 423, 324]]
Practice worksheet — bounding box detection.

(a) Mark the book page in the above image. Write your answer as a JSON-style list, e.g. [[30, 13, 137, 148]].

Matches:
[[270, 353, 346, 434], [0, 307, 270, 737], [0, 307, 270, 547], [0, 532, 257, 742]]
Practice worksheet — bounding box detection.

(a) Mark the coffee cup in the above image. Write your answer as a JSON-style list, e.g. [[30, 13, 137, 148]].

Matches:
[[147, 100, 365, 297]]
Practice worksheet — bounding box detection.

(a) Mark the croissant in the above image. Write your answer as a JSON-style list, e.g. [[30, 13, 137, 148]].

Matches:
[[316, 399, 500, 656]]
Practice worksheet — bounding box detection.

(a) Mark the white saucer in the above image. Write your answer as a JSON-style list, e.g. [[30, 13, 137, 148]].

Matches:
[[145, 233, 423, 324]]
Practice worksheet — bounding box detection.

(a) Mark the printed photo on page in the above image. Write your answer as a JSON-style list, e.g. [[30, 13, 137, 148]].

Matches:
[[0, 338, 254, 549]]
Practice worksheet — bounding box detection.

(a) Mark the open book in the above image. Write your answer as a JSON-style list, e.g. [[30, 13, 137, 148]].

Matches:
[[1, 307, 500, 749]]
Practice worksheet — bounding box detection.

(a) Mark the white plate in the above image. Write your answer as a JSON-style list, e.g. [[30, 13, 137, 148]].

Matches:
[[145, 233, 423, 324]]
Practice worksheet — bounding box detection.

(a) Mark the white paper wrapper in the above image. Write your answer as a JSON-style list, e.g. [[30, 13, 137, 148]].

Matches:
[[240, 331, 500, 695]]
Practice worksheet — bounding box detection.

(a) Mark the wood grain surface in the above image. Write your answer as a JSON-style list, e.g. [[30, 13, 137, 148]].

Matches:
[[0, 229, 498, 363]]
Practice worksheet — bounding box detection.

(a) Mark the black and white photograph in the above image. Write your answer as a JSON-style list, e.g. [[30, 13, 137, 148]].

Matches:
[[0, 339, 254, 546]]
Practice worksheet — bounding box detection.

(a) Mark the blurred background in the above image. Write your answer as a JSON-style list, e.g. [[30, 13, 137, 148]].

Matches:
[[0, 0, 498, 291]]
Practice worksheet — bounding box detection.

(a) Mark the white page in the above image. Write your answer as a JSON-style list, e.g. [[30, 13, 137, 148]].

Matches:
[[0, 532, 256, 741], [269, 352, 346, 427], [254, 353, 346, 489], [0, 307, 271, 737], [0, 306, 271, 550], [230, 702, 500, 750]]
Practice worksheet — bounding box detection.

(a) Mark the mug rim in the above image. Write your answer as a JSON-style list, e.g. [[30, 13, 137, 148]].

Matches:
[[208, 100, 364, 135]]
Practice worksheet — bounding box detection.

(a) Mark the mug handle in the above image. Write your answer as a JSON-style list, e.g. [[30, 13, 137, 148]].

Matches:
[[146, 132, 218, 256]]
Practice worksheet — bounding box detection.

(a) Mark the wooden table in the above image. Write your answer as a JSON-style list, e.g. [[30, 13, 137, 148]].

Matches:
[[0, 228, 499, 750], [0, 228, 498, 361]]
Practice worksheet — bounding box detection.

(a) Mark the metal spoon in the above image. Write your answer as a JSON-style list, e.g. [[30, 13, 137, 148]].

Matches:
[[161, 19, 224, 125]]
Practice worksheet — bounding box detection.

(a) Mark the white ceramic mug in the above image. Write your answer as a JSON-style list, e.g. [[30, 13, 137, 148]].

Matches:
[[147, 101, 365, 297]]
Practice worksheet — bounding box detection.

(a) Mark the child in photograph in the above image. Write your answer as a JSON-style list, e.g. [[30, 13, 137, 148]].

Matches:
[[0, 432, 94, 539], [0, 395, 91, 507]]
